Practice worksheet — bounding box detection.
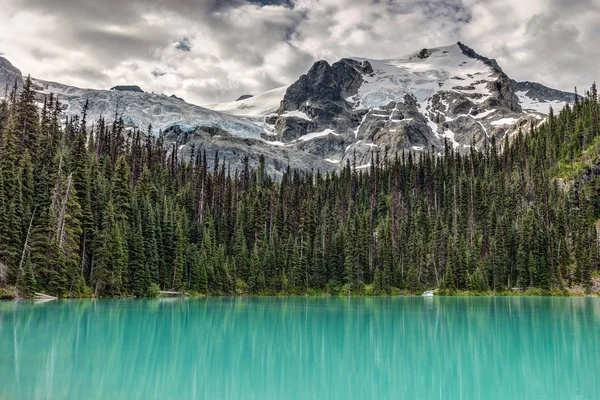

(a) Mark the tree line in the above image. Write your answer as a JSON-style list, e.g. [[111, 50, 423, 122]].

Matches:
[[0, 77, 598, 297]]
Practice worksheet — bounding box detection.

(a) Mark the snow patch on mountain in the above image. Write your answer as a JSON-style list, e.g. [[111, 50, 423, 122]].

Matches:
[[32, 78, 264, 138], [205, 85, 288, 117], [491, 117, 520, 126], [281, 110, 312, 121], [298, 128, 339, 142], [516, 91, 567, 113], [350, 44, 496, 110], [474, 109, 497, 119]]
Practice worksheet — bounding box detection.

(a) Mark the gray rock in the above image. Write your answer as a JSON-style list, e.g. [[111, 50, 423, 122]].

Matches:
[[236, 94, 253, 101], [294, 134, 346, 160], [443, 116, 487, 148], [457, 42, 503, 73], [167, 127, 339, 179], [509, 80, 575, 103], [483, 76, 522, 112], [0, 56, 23, 93], [275, 117, 318, 142], [277, 58, 373, 139], [111, 85, 144, 93]]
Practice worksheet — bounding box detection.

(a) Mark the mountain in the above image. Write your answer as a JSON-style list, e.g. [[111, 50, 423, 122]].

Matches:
[[27, 77, 337, 177], [31, 78, 265, 137], [0, 43, 575, 174], [208, 43, 574, 168]]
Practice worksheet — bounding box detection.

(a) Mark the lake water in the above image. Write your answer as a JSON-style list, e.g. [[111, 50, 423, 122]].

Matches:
[[1, 297, 599, 399]]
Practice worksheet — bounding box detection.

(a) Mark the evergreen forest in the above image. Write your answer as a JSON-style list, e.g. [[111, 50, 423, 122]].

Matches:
[[1, 77, 600, 298]]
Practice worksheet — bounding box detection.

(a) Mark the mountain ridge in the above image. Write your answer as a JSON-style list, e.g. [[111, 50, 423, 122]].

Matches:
[[246, 42, 574, 167], [0, 42, 576, 174]]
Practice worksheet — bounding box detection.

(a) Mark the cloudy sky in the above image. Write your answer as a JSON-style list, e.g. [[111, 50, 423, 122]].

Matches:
[[0, 0, 598, 104]]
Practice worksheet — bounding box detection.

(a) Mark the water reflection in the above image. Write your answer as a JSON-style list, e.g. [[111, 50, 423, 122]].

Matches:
[[1, 297, 599, 400]]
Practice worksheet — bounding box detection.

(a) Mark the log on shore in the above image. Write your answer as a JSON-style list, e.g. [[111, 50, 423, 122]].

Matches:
[[158, 291, 189, 297], [34, 292, 57, 300]]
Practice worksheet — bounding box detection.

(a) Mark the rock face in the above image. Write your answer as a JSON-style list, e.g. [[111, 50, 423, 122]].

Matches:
[[509, 80, 574, 103], [279, 58, 373, 115], [111, 85, 144, 93], [164, 125, 338, 178], [509, 80, 575, 113], [0, 56, 23, 92], [236, 94, 253, 101], [277, 58, 373, 139]]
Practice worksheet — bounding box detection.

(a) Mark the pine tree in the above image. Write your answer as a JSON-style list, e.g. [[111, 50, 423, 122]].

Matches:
[[93, 203, 125, 296], [172, 207, 186, 291], [0, 114, 23, 280], [233, 221, 249, 283], [129, 200, 148, 296], [406, 263, 420, 294], [442, 239, 457, 294], [15, 76, 40, 157], [16, 254, 36, 298]]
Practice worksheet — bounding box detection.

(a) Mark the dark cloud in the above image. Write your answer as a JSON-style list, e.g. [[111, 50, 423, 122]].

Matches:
[[249, 0, 293, 6], [62, 66, 111, 82], [174, 37, 192, 52], [0, 0, 597, 104], [29, 47, 61, 60]]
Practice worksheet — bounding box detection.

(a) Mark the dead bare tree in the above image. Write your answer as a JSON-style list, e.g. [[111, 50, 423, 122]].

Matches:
[[17, 207, 37, 282], [0, 262, 8, 286], [56, 174, 73, 250]]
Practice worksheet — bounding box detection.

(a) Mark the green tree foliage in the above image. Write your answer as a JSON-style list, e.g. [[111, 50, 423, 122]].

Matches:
[[0, 83, 599, 297]]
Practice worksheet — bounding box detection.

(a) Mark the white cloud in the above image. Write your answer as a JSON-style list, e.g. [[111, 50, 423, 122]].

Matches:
[[0, 0, 597, 105]]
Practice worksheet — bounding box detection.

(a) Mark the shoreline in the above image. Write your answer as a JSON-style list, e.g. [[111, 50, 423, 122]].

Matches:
[[3, 281, 600, 300], [1, 291, 598, 301]]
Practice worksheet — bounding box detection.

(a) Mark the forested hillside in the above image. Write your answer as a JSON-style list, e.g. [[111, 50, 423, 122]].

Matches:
[[0, 78, 598, 298]]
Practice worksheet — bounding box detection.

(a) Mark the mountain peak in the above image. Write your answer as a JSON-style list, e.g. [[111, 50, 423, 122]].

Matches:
[[219, 42, 573, 169], [456, 42, 503, 73]]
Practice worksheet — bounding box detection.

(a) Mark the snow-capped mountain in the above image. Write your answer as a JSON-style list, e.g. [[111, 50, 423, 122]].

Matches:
[[31, 79, 265, 138], [207, 43, 573, 168], [1, 43, 574, 174]]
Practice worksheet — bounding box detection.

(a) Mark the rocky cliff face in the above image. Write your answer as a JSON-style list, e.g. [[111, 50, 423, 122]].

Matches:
[[0, 56, 23, 92], [164, 125, 338, 178], [278, 58, 373, 117], [275, 58, 372, 142], [509, 79, 575, 113], [111, 85, 144, 93]]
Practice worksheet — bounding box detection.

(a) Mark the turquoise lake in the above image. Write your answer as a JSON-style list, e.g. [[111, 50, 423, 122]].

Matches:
[[1, 297, 599, 399]]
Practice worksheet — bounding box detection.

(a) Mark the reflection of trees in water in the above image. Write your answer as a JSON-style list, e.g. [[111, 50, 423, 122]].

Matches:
[[1, 297, 600, 399]]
